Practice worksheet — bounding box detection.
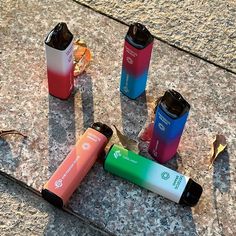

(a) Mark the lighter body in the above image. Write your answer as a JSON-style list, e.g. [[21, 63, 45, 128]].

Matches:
[[42, 123, 112, 207], [45, 22, 74, 99], [104, 144, 202, 206], [120, 23, 154, 99], [149, 90, 190, 163]]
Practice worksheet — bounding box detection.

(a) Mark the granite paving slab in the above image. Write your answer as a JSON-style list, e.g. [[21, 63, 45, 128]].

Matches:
[[0, 173, 108, 236], [75, 0, 236, 73], [0, 0, 236, 235]]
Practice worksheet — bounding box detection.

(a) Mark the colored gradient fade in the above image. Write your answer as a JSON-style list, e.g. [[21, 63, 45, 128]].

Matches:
[[42, 128, 108, 206], [120, 41, 153, 99], [104, 144, 189, 203], [148, 106, 189, 163], [47, 66, 73, 99], [45, 40, 74, 100]]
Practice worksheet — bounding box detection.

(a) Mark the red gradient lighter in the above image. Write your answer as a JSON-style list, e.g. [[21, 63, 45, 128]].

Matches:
[[45, 22, 74, 99], [42, 123, 113, 208]]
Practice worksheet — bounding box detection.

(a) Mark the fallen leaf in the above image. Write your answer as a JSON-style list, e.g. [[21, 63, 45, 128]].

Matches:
[[138, 122, 154, 142], [113, 125, 139, 153], [74, 39, 87, 48], [0, 130, 27, 138], [137, 96, 162, 142], [73, 39, 92, 77], [208, 134, 227, 169], [146, 95, 162, 121]]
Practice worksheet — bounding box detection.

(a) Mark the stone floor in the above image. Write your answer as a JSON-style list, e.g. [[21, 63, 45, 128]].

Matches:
[[75, 0, 236, 73], [0, 0, 236, 235], [0, 172, 108, 236]]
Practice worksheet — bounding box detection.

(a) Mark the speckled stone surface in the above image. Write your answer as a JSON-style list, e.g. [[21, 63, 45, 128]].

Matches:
[[0, 173, 107, 236], [0, 0, 236, 235], [75, 0, 236, 73]]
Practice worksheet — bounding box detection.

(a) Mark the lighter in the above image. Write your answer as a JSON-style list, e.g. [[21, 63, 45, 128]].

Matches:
[[120, 23, 154, 99], [42, 122, 113, 207], [148, 90, 190, 163], [104, 144, 202, 206], [45, 22, 74, 99]]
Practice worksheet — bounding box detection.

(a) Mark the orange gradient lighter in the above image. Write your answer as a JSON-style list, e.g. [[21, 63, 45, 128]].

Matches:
[[42, 122, 113, 207]]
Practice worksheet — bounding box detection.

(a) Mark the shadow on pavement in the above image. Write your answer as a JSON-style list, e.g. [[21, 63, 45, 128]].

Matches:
[[120, 91, 148, 140], [0, 173, 105, 235]]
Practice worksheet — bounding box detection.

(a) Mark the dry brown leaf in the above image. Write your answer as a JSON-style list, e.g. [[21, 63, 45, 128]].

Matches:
[[208, 134, 227, 169], [73, 39, 92, 77], [0, 130, 27, 138], [146, 95, 162, 121], [113, 125, 139, 153], [138, 122, 154, 142], [136, 95, 162, 143]]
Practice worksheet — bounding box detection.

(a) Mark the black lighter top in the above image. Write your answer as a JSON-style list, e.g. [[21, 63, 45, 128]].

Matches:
[[159, 89, 190, 119], [45, 22, 73, 50], [179, 179, 203, 207], [91, 122, 113, 140], [126, 23, 154, 49]]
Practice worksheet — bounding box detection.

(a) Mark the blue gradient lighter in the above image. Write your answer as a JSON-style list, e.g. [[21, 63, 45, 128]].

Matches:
[[120, 23, 154, 99], [148, 90, 190, 163]]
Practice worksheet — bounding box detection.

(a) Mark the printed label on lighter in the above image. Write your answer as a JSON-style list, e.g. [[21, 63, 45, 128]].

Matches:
[[87, 132, 101, 143], [143, 164, 189, 203], [153, 140, 159, 156], [118, 153, 138, 164], [123, 74, 129, 93], [125, 46, 137, 57], [107, 146, 189, 203], [54, 155, 80, 189], [158, 112, 170, 126]]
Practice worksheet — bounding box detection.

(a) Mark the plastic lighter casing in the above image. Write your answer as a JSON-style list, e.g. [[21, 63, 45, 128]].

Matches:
[[148, 90, 190, 163], [45, 22, 74, 99], [104, 144, 202, 206], [120, 23, 154, 99], [42, 123, 113, 207]]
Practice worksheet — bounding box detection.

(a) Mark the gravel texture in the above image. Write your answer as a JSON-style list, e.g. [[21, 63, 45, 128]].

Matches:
[[75, 0, 236, 73], [0, 173, 107, 236], [0, 0, 236, 235]]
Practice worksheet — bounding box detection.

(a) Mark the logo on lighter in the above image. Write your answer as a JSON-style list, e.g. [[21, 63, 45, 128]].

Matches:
[[158, 123, 165, 131], [126, 56, 133, 64], [55, 179, 63, 189], [161, 172, 170, 180], [114, 150, 122, 159], [82, 142, 90, 150]]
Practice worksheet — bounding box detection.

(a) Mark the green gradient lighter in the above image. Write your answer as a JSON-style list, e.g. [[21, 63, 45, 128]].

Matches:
[[104, 144, 202, 206]]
